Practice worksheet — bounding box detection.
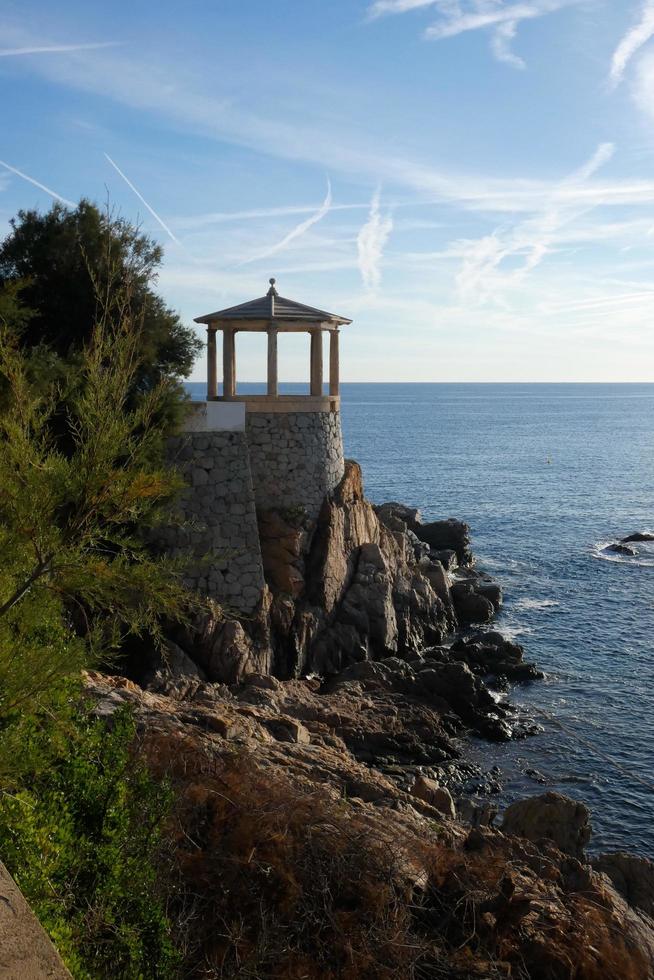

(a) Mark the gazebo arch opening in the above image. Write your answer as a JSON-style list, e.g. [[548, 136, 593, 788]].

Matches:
[[277, 330, 312, 395], [234, 331, 268, 394]]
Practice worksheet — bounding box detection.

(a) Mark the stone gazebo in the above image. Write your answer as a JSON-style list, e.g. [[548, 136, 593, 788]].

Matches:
[[167, 281, 352, 615], [195, 277, 351, 411]]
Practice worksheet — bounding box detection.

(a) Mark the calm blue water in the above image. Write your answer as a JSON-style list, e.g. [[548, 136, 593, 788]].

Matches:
[[187, 382, 654, 855]]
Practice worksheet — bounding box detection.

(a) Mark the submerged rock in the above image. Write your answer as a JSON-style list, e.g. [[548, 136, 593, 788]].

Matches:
[[621, 531, 654, 543], [605, 542, 639, 556]]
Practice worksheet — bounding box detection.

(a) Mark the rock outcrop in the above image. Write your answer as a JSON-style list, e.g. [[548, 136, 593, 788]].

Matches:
[[173, 461, 538, 703], [84, 671, 654, 980], [501, 791, 592, 860]]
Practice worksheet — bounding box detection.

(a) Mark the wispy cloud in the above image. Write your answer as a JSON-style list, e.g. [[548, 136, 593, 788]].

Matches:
[[104, 153, 180, 245], [238, 178, 332, 265], [454, 142, 615, 302], [357, 186, 393, 291], [7, 23, 654, 218], [0, 159, 74, 205], [609, 1, 654, 87], [176, 201, 366, 231], [490, 20, 525, 69], [368, 0, 440, 17], [0, 41, 121, 58], [369, 0, 581, 69]]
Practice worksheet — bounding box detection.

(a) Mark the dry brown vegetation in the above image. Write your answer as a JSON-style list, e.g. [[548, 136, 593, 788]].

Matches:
[[135, 731, 651, 980]]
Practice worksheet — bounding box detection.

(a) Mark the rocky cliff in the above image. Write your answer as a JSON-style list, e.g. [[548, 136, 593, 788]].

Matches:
[[86, 669, 654, 979], [91, 458, 654, 978], [172, 461, 540, 709]]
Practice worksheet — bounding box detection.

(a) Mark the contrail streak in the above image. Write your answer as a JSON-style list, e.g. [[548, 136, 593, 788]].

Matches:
[[0, 159, 74, 205], [238, 178, 332, 265], [104, 153, 180, 245], [0, 42, 121, 57]]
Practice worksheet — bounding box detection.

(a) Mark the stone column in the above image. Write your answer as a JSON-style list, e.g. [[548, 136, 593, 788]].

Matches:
[[267, 324, 278, 396], [310, 329, 323, 396], [207, 327, 218, 399], [329, 328, 339, 397], [223, 327, 236, 398]]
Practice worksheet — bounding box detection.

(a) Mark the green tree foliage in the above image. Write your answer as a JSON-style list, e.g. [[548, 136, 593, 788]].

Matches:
[[0, 200, 201, 399], [0, 701, 179, 979], [0, 305, 198, 749], [0, 277, 200, 975]]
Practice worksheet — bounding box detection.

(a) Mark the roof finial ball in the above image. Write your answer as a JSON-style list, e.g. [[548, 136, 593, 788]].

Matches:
[[267, 277, 277, 296]]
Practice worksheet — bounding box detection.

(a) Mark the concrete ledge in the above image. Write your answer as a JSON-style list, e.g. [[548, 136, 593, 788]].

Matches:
[[212, 395, 340, 414], [0, 860, 72, 978], [183, 401, 245, 431]]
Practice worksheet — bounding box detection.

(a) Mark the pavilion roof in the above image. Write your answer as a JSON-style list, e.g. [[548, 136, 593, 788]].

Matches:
[[194, 278, 352, 326]]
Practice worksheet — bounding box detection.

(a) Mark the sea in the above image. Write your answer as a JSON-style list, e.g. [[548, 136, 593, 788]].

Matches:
[[186, 381, 654, 856]]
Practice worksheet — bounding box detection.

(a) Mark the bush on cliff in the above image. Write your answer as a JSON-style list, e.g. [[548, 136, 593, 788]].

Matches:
[[0, 290, 198, 758], [0, 701, 179, 979]]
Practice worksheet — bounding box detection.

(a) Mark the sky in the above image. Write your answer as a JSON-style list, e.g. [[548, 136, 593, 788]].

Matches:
[[2, 1, 654, 383]]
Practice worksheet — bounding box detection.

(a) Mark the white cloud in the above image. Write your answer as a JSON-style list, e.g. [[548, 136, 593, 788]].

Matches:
[[609, 1, 654, 87], [631, 48, 654, 122], [238, 178, 332, 265], [5, 21, 654, 219], [453, 142, 615, 302], [368, 0, 581, 68], [0, 159, 73, 205], [368, 0, 442, 17], [0, 41, 120, 57], [490, 20, 526, 69], [104, 153, 180, 245], [357, 187, 393, 290]]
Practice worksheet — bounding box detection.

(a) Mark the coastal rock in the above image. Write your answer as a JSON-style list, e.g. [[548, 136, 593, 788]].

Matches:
[[409, 775, 456, 818], [450, 632, 544, 682], [413, 517, 473, 566], [374, 501, 422, 532], [501, 791, 591, 859], [593, 852, 654, 918], [606, 542, 639, 556], [84, 670, 654, 980], [450, 580, 495, 624]]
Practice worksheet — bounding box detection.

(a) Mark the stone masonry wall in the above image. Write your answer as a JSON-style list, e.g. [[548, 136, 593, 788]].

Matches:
[[246, 411, 345, 522], [162, 431, 265, 614]]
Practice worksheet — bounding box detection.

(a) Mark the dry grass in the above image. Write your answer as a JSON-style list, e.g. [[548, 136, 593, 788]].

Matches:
[[136, 731, 651, 980]]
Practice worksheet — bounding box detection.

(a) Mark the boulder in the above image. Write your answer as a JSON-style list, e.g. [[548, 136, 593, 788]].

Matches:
[[422, 560, 452, 606], [409, 775, 456, 819], [431, 549, 458, 571], [501, 792, 591, 860], [451, 581, 495, 624], [265, 717, 312, 744], [160, 641, 207, 681], [606, 542, 639, 557], [375, 502, 422, 532], [413, 518, 473, 566], [592, 852, 654, 918], [475, 581, 503, 610]]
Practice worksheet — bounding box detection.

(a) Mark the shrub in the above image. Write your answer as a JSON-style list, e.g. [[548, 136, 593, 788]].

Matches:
[[0, 699, 179, 979]]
